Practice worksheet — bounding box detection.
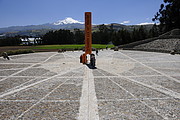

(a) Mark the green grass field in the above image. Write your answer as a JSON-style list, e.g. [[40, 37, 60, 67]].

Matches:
[[0, 44, 114, 56], [31, 44, 114, 50]]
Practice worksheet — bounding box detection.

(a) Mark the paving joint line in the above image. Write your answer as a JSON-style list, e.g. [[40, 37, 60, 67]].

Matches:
[[0, 66, 83, 98], [15, 69, 78, 119], [148, 67, 180, 71], [110, 77, 169, 120], [96, 69, 169, 120], [63, 53, 77, 59], [96, 62, 180, 99], [0, 63, 34, 64], [127, 75, 167, 77], [124, 76, 180, 99], [0, 77, 38, 95], [0, 99, 38, 102], [139, 61, 180, 63], [118, 51, 180, 84], [0, 71, 52, 95], [97, 97, 173, 102], [125, 70, 137, 76], [15, 79, 70, 119], [132, 54, 166, 59], [94, 75, 167, 79], [0, 68, 24, 71], [0, 53, 58, 82], [41, 100, 80, 103], [0, 76, 48, 78], [56, 76, 84, 79]]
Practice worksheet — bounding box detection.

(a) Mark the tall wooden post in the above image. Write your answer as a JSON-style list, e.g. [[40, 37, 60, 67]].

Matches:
[[80, 12, 92, 64], [85, 12, 92, 54]]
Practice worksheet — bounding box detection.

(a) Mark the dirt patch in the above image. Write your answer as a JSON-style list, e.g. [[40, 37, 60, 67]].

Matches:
[[0, 46, 58, 53], [0, 46, 32, 52]]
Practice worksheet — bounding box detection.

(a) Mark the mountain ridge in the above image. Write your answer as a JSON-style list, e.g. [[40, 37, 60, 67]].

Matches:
[[0, 17, 154, 37], [53, 17, 84, 25], [0, 18, 85, 35]]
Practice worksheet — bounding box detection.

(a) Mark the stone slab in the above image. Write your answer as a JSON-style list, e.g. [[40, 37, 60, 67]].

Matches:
[[0, 77, 33, 94], [112, 77, 169, 98], [130, 76, 180, 93], [0, 50, 179, 119], [45, 80, 82, 100], [19, 102, 79, 120], [3, 78, 64, 100], [98, 100, 164, 120], [0, 101, 36, 120], [143, 99, 180, 119], [15, 68, 50, 76], [0, 64, 31, 69], [0, 70, 19, 76], [95, 78, 133, 99]]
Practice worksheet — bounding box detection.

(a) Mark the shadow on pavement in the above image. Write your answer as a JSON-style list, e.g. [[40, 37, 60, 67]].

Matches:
[[86, 64, 97, 69]]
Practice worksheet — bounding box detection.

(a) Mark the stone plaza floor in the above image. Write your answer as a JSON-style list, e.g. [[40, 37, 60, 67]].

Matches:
[[0, 50, 179, 120]]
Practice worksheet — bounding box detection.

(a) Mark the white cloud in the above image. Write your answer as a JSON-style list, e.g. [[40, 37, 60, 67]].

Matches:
[[137, 22, 154, 25], [120, 20, 130, 24], [155, 22, 160, 25]]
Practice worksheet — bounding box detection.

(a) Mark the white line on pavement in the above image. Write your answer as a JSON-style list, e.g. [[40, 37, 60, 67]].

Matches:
[[119, 51, 180, 84], [0, 53, 58, 82], [78, 66, 99, 120], [0, 66, 83, 98], [15, 78, 70, 120], [96, 68, 169, 120]]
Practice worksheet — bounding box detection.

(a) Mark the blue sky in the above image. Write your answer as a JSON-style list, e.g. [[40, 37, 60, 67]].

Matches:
[[0, 0, 163, 28]]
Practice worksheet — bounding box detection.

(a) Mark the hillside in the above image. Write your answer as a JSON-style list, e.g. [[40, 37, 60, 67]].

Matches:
[[118, 29, 180, 54], [0, 17, 154, 37], [133, 38, 180, 53]]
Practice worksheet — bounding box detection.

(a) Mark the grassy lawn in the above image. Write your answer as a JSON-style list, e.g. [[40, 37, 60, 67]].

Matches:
[[31, 44, 114, 50], [0, 44, 114, 56]]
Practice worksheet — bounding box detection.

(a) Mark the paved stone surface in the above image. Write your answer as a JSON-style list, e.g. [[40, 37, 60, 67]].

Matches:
[[0, 50, 180, 120]]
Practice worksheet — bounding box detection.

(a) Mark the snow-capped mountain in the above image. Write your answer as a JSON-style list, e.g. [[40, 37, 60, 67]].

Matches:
[[53, 17, 84, 25], [0, 17, 154, 37], [0, 17, 85, 36]]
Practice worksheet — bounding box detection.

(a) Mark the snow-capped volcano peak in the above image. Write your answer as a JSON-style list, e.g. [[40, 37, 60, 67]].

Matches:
[[53, 17, 84, 25]]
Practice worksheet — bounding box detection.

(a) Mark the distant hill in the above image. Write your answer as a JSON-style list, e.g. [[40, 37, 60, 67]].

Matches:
[[96, 23, 153, 32], [0, 17, 154, 37], [0, 18, 85, 37], [0, 23, 84, 37], [118, 29, 180, 54]]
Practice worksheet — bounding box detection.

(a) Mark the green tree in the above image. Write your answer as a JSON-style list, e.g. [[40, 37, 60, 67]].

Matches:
[[148, 24, 159, 38], [153, 0, 180, 32], [42, 31, 54, 44], [42, 29, 74, 45], [131, 28, 139, 42], [93, 24, 110, 44], [74, 29, 84, 44], [112, 31, 122, 46], [0, 36, 21, 46], [111, 29, 131, 46], [138, 26, 147, 40]]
